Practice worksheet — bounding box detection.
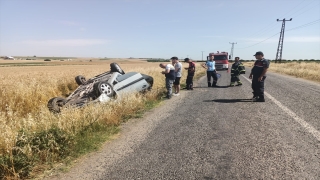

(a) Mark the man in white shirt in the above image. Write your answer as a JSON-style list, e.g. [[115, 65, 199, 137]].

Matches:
[[171, 56, 182, 96]]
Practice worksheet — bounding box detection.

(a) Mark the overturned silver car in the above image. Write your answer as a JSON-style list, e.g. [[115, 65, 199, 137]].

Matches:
[[47, 63, 154, 113]]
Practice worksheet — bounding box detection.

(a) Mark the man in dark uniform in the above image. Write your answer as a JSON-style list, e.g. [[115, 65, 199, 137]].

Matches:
[[184, 58, 195, 90], [230, 57, 245, 86], [249, 51, 270, 102]]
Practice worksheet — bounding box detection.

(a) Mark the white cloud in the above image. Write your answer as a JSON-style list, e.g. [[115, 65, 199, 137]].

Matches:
[[20, 39, 109, 46]]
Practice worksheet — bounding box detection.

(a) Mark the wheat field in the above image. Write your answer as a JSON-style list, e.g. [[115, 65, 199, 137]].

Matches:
[[0, 59, 204, 162], [243, 61, 320, 83]]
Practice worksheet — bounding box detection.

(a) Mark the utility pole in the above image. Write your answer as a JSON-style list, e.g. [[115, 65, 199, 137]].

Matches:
[[275, 18, 292, 63], [229, 42, 237, 60], [201, 51, 205, 61]]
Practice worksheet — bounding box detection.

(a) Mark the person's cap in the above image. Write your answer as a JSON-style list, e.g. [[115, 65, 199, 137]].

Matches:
[[184, 58, 190, 62], [253, 51, 264, 56], [170, 56, 178, 60]]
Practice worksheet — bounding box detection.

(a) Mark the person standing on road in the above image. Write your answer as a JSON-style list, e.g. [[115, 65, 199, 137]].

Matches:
[[202, 55, 218, 87], [171, 57, 182, 96], [160, 63, 176, 99], [230, 57, 245, 86], [249, 51, 270, 102], [184, 58, 195, 90]]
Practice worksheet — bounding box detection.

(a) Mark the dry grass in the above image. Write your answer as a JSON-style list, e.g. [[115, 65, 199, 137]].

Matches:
[[0, 59, 205, 179], [243, 61, 320, 83]]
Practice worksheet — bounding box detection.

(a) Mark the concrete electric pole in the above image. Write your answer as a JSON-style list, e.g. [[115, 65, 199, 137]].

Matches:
[[275, 18, 292, 63], [201, 51, 205, 61], [229, 42, 237, 60]]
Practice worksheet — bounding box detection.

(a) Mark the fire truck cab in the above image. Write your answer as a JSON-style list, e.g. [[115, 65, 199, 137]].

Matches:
[[207, 51, 229, 70]]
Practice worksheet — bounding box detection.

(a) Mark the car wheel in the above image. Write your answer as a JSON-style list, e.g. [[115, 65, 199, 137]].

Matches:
[[47, 97, 66, 113], [110, 63, 125, 74], [94, 81, 115, 97], [75, 75, 86, 85]]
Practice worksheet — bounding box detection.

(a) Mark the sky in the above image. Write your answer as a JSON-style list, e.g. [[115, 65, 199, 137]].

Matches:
[[0, 0, 319, 60]]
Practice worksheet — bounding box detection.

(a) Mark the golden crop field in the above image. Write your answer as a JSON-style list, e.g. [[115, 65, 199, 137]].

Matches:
[[0, 59, 169, 151], [243, 61, 320, 83], [0, 59, 205, 179]]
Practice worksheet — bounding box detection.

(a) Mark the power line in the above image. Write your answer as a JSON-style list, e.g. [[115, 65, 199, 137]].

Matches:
[[286, 0, 319, 18], [245, 23, 280, 42], [286, 19, 320, 32], [218, 0, 319, 55], [235, 33, 279, 49], [281, 0, 307, 17], [233, 0, 317, 47], [291, 2, 320, 19], [238, 0, 308, 40], [235, 19, 320, 50]]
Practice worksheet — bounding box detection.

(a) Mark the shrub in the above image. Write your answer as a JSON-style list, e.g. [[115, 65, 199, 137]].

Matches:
[[44, 59, 51, 61], [0, 152, 32, 179]]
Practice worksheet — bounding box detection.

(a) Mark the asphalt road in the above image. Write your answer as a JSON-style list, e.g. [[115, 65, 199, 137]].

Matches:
[[48, 69, 320, 180]]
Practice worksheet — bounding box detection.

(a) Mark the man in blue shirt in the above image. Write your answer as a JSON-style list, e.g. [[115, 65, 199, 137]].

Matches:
[[202, 55, 218, 87]]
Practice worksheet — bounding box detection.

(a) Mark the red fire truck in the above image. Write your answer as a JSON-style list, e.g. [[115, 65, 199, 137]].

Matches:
[[207, 51, 230, 70]]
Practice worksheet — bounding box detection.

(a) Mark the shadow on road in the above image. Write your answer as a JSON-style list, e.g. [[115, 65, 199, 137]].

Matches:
[[204, 99, 253, 103], [214, 85, 230, 88], [191, 85, 230, 89]]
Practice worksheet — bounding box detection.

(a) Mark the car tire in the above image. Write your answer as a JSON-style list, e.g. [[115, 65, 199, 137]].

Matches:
[[47, 97, 66, 113], [75, 75, 86, 85], [110, 63, 125, 74], [94, 81, 115, 97]]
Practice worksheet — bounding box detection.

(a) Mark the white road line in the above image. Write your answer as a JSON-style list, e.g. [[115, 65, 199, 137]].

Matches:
[[242, 75, 320, 142]]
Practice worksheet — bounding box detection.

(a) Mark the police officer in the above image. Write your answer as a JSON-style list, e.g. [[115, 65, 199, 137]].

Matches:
[[230, 57, 245, 86], [202, 54, 217, 87], [249, 51, 270, 102]]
